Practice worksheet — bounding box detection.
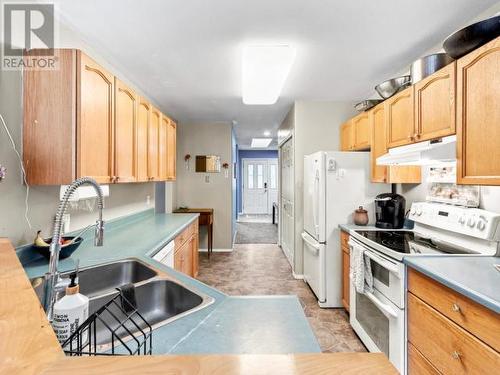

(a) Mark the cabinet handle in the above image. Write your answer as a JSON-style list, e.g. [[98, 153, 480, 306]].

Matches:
[[407, 135, 414, 141], [451, 303, 461, 313], [115, 176, 120, 182], [451, 351, 461, 360], [414, 134, 421, 140]]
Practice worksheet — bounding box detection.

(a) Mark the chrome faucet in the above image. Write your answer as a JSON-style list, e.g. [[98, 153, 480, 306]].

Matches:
[[43, 177, 105, 321]]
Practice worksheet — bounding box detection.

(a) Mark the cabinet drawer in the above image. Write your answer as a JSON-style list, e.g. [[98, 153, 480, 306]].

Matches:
[[408, 343, 440, 375], [408, 269, 500, 351], [340, 230, 350, 249], [408, 293, 500, 374], [175, 222, 195, 250]]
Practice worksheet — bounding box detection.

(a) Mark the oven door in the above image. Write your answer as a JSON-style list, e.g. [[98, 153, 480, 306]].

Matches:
[[349, 238, 405, 308], [350, 284, 404, 372]]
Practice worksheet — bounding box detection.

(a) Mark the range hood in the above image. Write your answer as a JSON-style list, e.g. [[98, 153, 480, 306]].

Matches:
[[377, 135, 456, 166]]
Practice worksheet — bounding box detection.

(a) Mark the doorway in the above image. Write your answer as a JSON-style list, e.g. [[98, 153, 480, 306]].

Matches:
[[242, 158, 278, 215]]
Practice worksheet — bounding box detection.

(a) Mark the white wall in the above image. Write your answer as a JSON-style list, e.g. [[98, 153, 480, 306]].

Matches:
[[0, 13, 162, 246], [175, 122, 233, 250]]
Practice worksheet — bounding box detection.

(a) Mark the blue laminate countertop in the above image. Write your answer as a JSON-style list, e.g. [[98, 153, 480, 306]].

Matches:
[[339, 224, 378, 232], [17, 209, 320, 355], [404, 256, 500, 314]]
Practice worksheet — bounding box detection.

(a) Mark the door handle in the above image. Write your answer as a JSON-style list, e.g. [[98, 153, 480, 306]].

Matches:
[[264, 182, 268, 188]]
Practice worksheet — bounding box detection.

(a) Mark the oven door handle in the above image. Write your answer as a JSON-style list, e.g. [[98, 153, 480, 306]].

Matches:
[[365, 291, 398, 319], [362, 248, 401, 276]]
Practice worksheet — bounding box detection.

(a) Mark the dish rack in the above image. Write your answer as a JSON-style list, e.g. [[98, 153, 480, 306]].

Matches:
[[62, 290, 153, 356]]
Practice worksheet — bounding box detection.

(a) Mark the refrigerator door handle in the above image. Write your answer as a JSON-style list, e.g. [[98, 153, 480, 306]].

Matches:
[[313, 170, 320, 236], [302, 232, 320, 250]]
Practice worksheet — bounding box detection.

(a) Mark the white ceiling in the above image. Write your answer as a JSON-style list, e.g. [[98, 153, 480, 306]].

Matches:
[[52, 0, 498, 147]]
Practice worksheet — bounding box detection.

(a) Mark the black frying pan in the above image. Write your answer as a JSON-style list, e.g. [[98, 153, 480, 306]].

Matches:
[[443, 15, 500, 59]]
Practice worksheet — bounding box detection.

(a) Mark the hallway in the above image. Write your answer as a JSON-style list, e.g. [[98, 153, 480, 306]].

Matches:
[[197, 244, 366, 353]]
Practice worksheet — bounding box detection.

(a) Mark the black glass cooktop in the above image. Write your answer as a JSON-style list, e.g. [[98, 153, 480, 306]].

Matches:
[[354, 230, 475, 255]]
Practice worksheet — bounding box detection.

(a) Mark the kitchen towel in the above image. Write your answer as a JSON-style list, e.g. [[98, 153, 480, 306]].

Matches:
[[349, 240, 373, 294]]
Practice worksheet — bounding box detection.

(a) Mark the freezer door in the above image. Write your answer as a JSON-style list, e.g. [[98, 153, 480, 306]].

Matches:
[[304, 152, 326, 242], [302, 231, 326, 302]]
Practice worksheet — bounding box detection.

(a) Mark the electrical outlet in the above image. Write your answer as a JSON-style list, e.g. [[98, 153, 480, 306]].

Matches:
[[205, 175, 210, 183], [146, 195, 151, 205]]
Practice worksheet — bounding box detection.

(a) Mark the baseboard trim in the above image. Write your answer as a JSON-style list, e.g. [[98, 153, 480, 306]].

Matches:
[[199, 248, 233, 252], [292, 271, 304, 280]]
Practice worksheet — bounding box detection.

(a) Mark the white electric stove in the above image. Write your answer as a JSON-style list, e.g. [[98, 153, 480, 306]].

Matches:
[[347, 201, 500, 373]]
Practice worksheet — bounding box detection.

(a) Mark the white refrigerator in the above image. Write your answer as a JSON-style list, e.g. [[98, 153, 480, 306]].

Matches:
[[302, 151, 388, 307]]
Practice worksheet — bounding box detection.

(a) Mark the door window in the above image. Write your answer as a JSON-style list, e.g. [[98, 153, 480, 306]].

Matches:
[[257, 164, 264, 188], [269, 164, 277, 189], [248, 165, 254, 189]]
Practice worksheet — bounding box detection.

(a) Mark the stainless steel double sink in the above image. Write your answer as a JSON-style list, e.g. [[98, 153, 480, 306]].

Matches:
[[31, 259, 214, 351]]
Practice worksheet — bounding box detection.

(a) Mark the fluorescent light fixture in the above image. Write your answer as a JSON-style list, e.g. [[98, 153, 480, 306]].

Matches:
[[242, 44, 296, 105], [251, 138, 273, 148], [263, 130, 271, 137]]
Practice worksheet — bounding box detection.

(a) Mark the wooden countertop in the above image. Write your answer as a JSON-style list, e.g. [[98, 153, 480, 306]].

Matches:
[[0, 238, 397, 375]]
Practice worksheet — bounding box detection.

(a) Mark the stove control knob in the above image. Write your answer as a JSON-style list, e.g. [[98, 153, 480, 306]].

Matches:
[[477, 220, 486, 231], [467, 217, 476, 228]]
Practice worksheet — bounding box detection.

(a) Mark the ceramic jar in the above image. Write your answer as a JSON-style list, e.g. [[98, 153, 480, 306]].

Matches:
[[353, 206, 369, 226]]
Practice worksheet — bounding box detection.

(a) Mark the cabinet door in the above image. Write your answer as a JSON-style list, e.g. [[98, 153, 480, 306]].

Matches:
[[114, 79, 137, 183], [457, 37, 500, 185], [340, 121, 354, 151], [342, 247, 350, 312], [370, 105, 387, 182], [192, 233, 199, 278], [174, 240, 193, 277], [371, 104, 421, 184], [136, 99, 150, 182], [414, 62, 456, 142], [352, 112, 371, 150], [166, 120, 177, 181], [158, 115, 169, 180], [148, 106, 161, 181], [385, 87, 415, 148], [77, 52, 114, 183]]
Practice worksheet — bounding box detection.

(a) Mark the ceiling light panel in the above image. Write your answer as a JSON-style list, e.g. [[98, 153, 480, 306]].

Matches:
[[242, 45, 296, 105], [251, 138, 273, 148]]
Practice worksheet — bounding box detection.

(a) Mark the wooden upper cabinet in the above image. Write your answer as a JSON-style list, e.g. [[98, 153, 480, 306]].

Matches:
[[340, 121, 354, 151], [352, 112, 371, 150], [370, 105, 388, 182], [136, 98, 150, 182], [114, 79, 137, 183], [23, 49, 77, 185], [23, 48, 176, 185], [370, 104, 421, 184], [159, 115, 169, 180], [385, 87, 415, 148], [148, 106, 161, 181], [77, 51, 114, 183], [414, 62, 456, 142], [166, 120, 177, 181], [457, 37, 500, 185]]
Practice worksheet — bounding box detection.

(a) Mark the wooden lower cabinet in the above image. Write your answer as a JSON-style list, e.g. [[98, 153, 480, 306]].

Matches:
[[341, 231, 350, 312], [408, 343, 439, 375], [407, 269, 500, 374], [174, 220, 199, 278]]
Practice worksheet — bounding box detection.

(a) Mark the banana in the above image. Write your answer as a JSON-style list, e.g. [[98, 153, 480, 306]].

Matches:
[[34, 230, 50, 247]]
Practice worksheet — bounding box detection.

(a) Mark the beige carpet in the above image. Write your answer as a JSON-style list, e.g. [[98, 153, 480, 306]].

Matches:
[[197, 243, 366, 353], [234, 222, 278, 244]]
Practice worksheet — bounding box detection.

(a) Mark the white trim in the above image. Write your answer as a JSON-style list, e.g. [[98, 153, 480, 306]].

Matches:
[[199, 248, 233, 252], [292, 271, 304, 280]]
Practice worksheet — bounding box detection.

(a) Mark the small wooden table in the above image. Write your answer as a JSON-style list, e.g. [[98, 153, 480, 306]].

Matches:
[[174, 208, 214, 257]]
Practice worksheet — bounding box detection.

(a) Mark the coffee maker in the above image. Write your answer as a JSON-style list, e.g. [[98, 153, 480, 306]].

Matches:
[[375, 193, 406, 229]]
